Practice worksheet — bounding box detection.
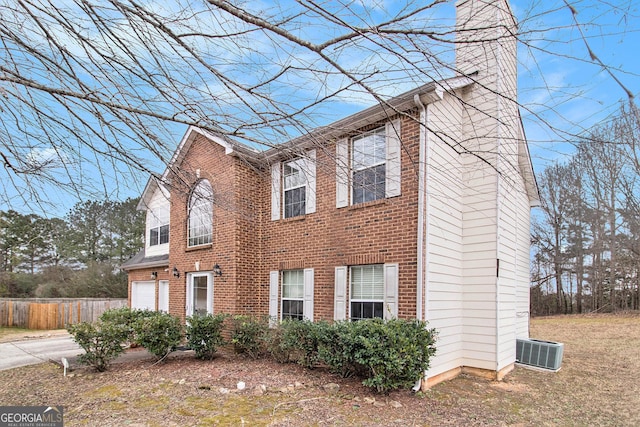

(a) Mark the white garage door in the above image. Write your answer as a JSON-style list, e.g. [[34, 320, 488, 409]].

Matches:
[[131, 281, 156, 310]]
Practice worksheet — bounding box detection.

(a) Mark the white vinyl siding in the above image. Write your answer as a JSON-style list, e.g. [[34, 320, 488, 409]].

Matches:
[[422, 93, 466, 377]]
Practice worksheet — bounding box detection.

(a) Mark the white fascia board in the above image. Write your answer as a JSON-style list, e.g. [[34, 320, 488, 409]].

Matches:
[[161, 126, 260, 181]]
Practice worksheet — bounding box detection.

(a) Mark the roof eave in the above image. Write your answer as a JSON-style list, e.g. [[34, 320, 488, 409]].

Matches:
[[262, 75, 474, 163]]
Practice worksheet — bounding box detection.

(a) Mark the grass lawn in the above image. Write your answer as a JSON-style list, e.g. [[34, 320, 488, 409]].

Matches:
[[0, 314, 638, 426]]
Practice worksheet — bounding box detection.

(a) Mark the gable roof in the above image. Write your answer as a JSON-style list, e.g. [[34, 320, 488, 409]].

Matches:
[[139, 74, 538, 207]]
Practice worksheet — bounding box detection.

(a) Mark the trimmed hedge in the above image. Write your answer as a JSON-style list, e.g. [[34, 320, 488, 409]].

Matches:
[[71, 308, 438, 393], [133, 312, 183, 360], [67, 320, 128, 372], [229, 315, 269, 359], [186, 313, 227, 359], [269, 318, 437, 393]]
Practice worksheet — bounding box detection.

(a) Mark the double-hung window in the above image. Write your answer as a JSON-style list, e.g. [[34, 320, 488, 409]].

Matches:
[[334, 264, 398, 321], [149, 224, 169, 246], [283, 160, 306, 218], [350, 265, 384, 320], [188, 180, 213, 247], [336, 120, 401, 208], [148, 211, 169, 247], [352, 128, 386, 204], [271, 151, 316, 220], [281, 270, 304, 320], [269, 268, 314, 322]]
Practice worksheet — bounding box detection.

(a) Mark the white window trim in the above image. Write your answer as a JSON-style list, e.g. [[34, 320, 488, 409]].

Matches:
[[185, 272, 214, 316], [149, 223, 169, 247], [336, 120, 401, 208], [269, 268, 314, 322], [283, 159, 307, 219], [351, 127, 386, 205], [281, 269, 304, 320], [188, 180, 213, 247], [334, 263, 398, 320], [271, 150, 316, 220]]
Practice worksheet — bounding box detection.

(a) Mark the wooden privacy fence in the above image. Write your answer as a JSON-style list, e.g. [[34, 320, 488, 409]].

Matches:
[[0, 298, 128, 330]]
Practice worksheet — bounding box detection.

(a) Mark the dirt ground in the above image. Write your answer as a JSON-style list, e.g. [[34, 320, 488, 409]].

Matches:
[[1, 313, 638, 426]]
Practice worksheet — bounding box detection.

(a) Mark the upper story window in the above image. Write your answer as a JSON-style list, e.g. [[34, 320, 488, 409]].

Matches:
[[283, 159, 306, 218], [188, 179, 213, 247], [147, 206, 169, 247], [149, 223, 169, 246], [336, 119, 401, 208], [271, 150, 316, 221], [352, 128, 386, 204]]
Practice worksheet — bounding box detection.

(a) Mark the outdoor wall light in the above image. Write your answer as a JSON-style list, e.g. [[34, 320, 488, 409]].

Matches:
[[173, 267, 180, 278], [151, 271, 158, 280], [213, 264, 223, 277]]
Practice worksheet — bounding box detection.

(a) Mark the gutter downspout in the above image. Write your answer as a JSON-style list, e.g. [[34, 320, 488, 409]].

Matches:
[[414, 94, 427, 323], [413, 93, 427, 392], [414, 89, 443, 322], [414, 90, 443, 391]]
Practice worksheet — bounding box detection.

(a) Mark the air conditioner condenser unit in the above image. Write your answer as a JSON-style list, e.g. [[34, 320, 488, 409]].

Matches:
[[516, 338, 564, 372]]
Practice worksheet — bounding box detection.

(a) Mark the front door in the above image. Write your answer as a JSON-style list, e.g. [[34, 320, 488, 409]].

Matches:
[[186, 272, 214, 316]]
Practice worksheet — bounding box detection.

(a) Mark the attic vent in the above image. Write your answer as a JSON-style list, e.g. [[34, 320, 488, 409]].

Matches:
[[516, 338, 564, 372]]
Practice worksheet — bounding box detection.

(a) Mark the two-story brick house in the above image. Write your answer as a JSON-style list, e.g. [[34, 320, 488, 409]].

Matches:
[[123, 0, 539, 387]]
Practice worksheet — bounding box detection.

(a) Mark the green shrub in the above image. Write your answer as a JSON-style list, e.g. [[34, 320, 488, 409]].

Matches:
[[186, 313, 227, 359], [133, 312, 183, 360], [264, 323, 290, 363], [355, 319, 437, 393], [99, 307, 156, 344], [229, 315, 269, 359], [317, 319, 437, 393], [317, 320, 362, 378], [278, 320, 326, 368], [67, 321, 127, 372]]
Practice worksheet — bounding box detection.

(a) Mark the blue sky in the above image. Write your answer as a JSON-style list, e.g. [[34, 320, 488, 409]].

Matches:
[[512, 0, 640, 171], [0, 0, 638, 217]]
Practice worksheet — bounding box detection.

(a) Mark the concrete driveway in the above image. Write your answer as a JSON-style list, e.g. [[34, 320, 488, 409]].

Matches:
[[0, 334, 83, 371]]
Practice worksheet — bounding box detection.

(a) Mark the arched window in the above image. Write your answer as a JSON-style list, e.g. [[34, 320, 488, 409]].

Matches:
[[188, 180, 213, 247]]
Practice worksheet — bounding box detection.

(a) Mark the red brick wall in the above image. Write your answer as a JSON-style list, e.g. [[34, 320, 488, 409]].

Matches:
[[262, 113, 420, 320], [130, 112, 420, 321], [166, 134, 241, 321]]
